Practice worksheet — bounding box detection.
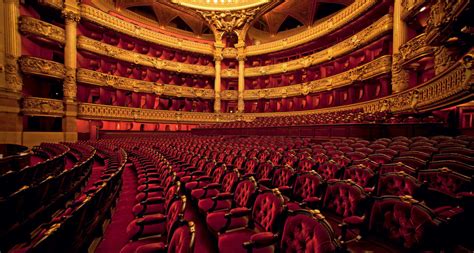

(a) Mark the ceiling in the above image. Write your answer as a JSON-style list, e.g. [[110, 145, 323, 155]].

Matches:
[[113, 0, 353, 38]]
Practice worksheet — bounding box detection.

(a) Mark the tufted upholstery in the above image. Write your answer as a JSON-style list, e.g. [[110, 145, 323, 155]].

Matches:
[[232, 156, 246, 170], [377, 172, 420, 196], [258, 151, 270, 163], [332, 156, 351, 167], [133, 221, 196, 253], [268, 152, 283, 165], [282, 155, 298, 167], [190, 169, 239, 200], [317, 160, 342, 180], [297, 157, 317, 172], [256, 161, 275, 181], [352, 158, 379, 171], [185, 164, 226, 192], [346, 152, 366, 161], [323, 180, 367, 218], [132, 183, 180, 217], [280, 210, 340, 253], [380, 162, 417, 176], [369, 196, 440, 249], [368, 153, 392, 165], [343, 165, 375, 188], [393, 157, 427, 171], [269, 166, 295, 190]]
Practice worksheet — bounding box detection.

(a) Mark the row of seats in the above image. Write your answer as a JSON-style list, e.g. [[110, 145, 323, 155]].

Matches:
[[0, 144, 30, 175], [200, 110, 442, 129], [0, 143, 96, 252], [124, 134, 472, 249], [7, 142, 126, 253]]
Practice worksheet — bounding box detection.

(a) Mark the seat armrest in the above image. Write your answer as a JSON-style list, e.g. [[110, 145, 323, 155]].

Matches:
[[224, 207, 251, 218], [277, 186, 292, 195], [203, 183, 221, 190], [300, 196, 321, 208], [136, 214, 167, 225], [211, 192, 234, 200], [258, 178, 272, 186], [196, 176, 212, 182], [243, 232, 279, 249], [190, 171, 204, 176], [140, 196, 165, 205]]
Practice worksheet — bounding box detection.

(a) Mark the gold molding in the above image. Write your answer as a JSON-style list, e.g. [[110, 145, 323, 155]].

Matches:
[[37, 0, 63, 9], [80, 0, 379, 57], [22, 97, 64, 117], [76, 68, 215, 99], [425, 0, 470, 46], [398, 33, 435, 67], [244, 15, 393, 77], [77, 36, 216, 76], [401, 0, 425, 20], [19, 56, 66, 79], [19, 16, 65, 44], [77, 103, 241, 123], [80, 4, 215, 55], [244, 55, 392, 100]]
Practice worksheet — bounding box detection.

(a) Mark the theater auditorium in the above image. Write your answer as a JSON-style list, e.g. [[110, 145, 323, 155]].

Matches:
[[0, 0, 473, 252]]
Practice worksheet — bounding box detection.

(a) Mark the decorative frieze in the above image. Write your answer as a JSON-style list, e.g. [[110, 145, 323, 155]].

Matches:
[[398, 33, 434, 66], [76, 68, 215, 99], [244, 55, 392, 100], [425, 0, 470, 46], [37, 0, 63, 9], [19, 16, 65, 44], [19, 56, 66, 79], [77, 36, 215, 76], [401, 0, 425, 20], [22, 97, 64, 117]]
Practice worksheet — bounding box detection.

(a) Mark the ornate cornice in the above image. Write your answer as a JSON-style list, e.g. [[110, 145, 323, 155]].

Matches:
[[425, 0, 470, 46], [244, 15, 393, 77], [80, 4, 214, 55], [244, 55, 392, 100], [77, 36, 215, 76], [77, 103, 239, 123], [22, 97, 64, 117], [19, 16, 65, 44], [245, 0, 379, 56], [401, 0, 425, 21], [19, 56, 66, 79], [79, 0, 378, 57], [398, 33, 435, 67], [76, 68, 215, 99]]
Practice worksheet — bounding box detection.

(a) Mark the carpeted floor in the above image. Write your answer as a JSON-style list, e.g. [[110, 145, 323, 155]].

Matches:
[[95, 164, 137, 253]]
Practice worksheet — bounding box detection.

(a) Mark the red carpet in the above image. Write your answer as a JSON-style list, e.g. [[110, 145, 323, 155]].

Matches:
[[95, 164, 137, 253]]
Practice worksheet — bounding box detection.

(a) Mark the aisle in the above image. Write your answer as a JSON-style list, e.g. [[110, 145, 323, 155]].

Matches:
[[95, 164, 137, 253]]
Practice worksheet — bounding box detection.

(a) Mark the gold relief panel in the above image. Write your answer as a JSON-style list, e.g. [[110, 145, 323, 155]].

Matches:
[[244, 15, 393, 77], [80, 4, 214, 55], [19, 16, 65, 44], [221, 90, 239, 101], [76, 68, 214, 99], [244, 55, 392, 100], [22, 97, 64, 117], [401, 0, 425, 20], [77, 36, 215, 76], [37, 0, 63, 9], [398, 33, 434, 67], [19, 56, 66, 79], [425, 0, 470, 46]]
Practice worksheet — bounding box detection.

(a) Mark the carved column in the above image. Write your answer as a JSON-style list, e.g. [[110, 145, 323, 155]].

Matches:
[[391, 0, 409, 93], [62, 1, 80, 142], [236, 42, 245, 113], [213, 42, 223, 113], [0, 0, 23, 144]]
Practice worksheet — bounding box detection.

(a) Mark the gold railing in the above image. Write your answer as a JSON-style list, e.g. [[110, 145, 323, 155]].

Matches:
[[19, 16, 65, 44], [244, 55, 392, 100], [77, 36, 216, 77], [398, 33, 434, 66], [18, 56, 66, 79], [76, 68, 215, 99], [77, 103, 241, 123], [22, 97, 64, 117]]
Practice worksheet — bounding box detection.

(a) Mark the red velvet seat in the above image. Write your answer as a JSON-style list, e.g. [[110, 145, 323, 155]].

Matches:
[[297, 157, 317, 172], [379, 162, 417, 175], [285, 171, 324, 210], [343, 165, 376, 192], [132, 221, 196, 253], [243, 209, 342, 253], [217, 190, 286, 253], [136, 173, 176, 202], [199, 177, 258, 215], [132, 182, 181, 217], [317, 160, 343, 180], [259, 165, 296, 195], [190, 168, 240, 201]]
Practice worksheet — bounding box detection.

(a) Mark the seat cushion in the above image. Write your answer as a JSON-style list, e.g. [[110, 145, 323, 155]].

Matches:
[[191, 188, 220, 200], [136, 192, 163, 202], [119, 238, 165, 253], [132, 203, 165, 216], [206, 210, 249, 235], [198, 198, 232, 213]]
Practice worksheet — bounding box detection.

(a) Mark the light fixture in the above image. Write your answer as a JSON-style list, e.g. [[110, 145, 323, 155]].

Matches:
[[419, 6, 426, 13]]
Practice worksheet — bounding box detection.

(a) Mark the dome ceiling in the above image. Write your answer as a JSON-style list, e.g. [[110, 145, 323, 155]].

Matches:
[[113, 0, 353, 38]]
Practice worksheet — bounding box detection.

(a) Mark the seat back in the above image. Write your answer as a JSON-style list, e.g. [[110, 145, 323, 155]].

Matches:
[[272, 166, 295, 188], [343, 164, 376, 188], [323, 180, 367, 218], [292, 171, 323, 201], [256, 161, 275, 180], [317, 160, 342, 180], [220, 169, 240, 193], [418, 168, 472, 196], [379, 162, 417, 176], [167, 221, 196, 253], [234, 177, 259, 208], [280, 210, 341, 253], [297, 157, 316, 172], [251, 190, 286, 233], [369, 196, 439, 249], [377, 171, 420, 196]]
